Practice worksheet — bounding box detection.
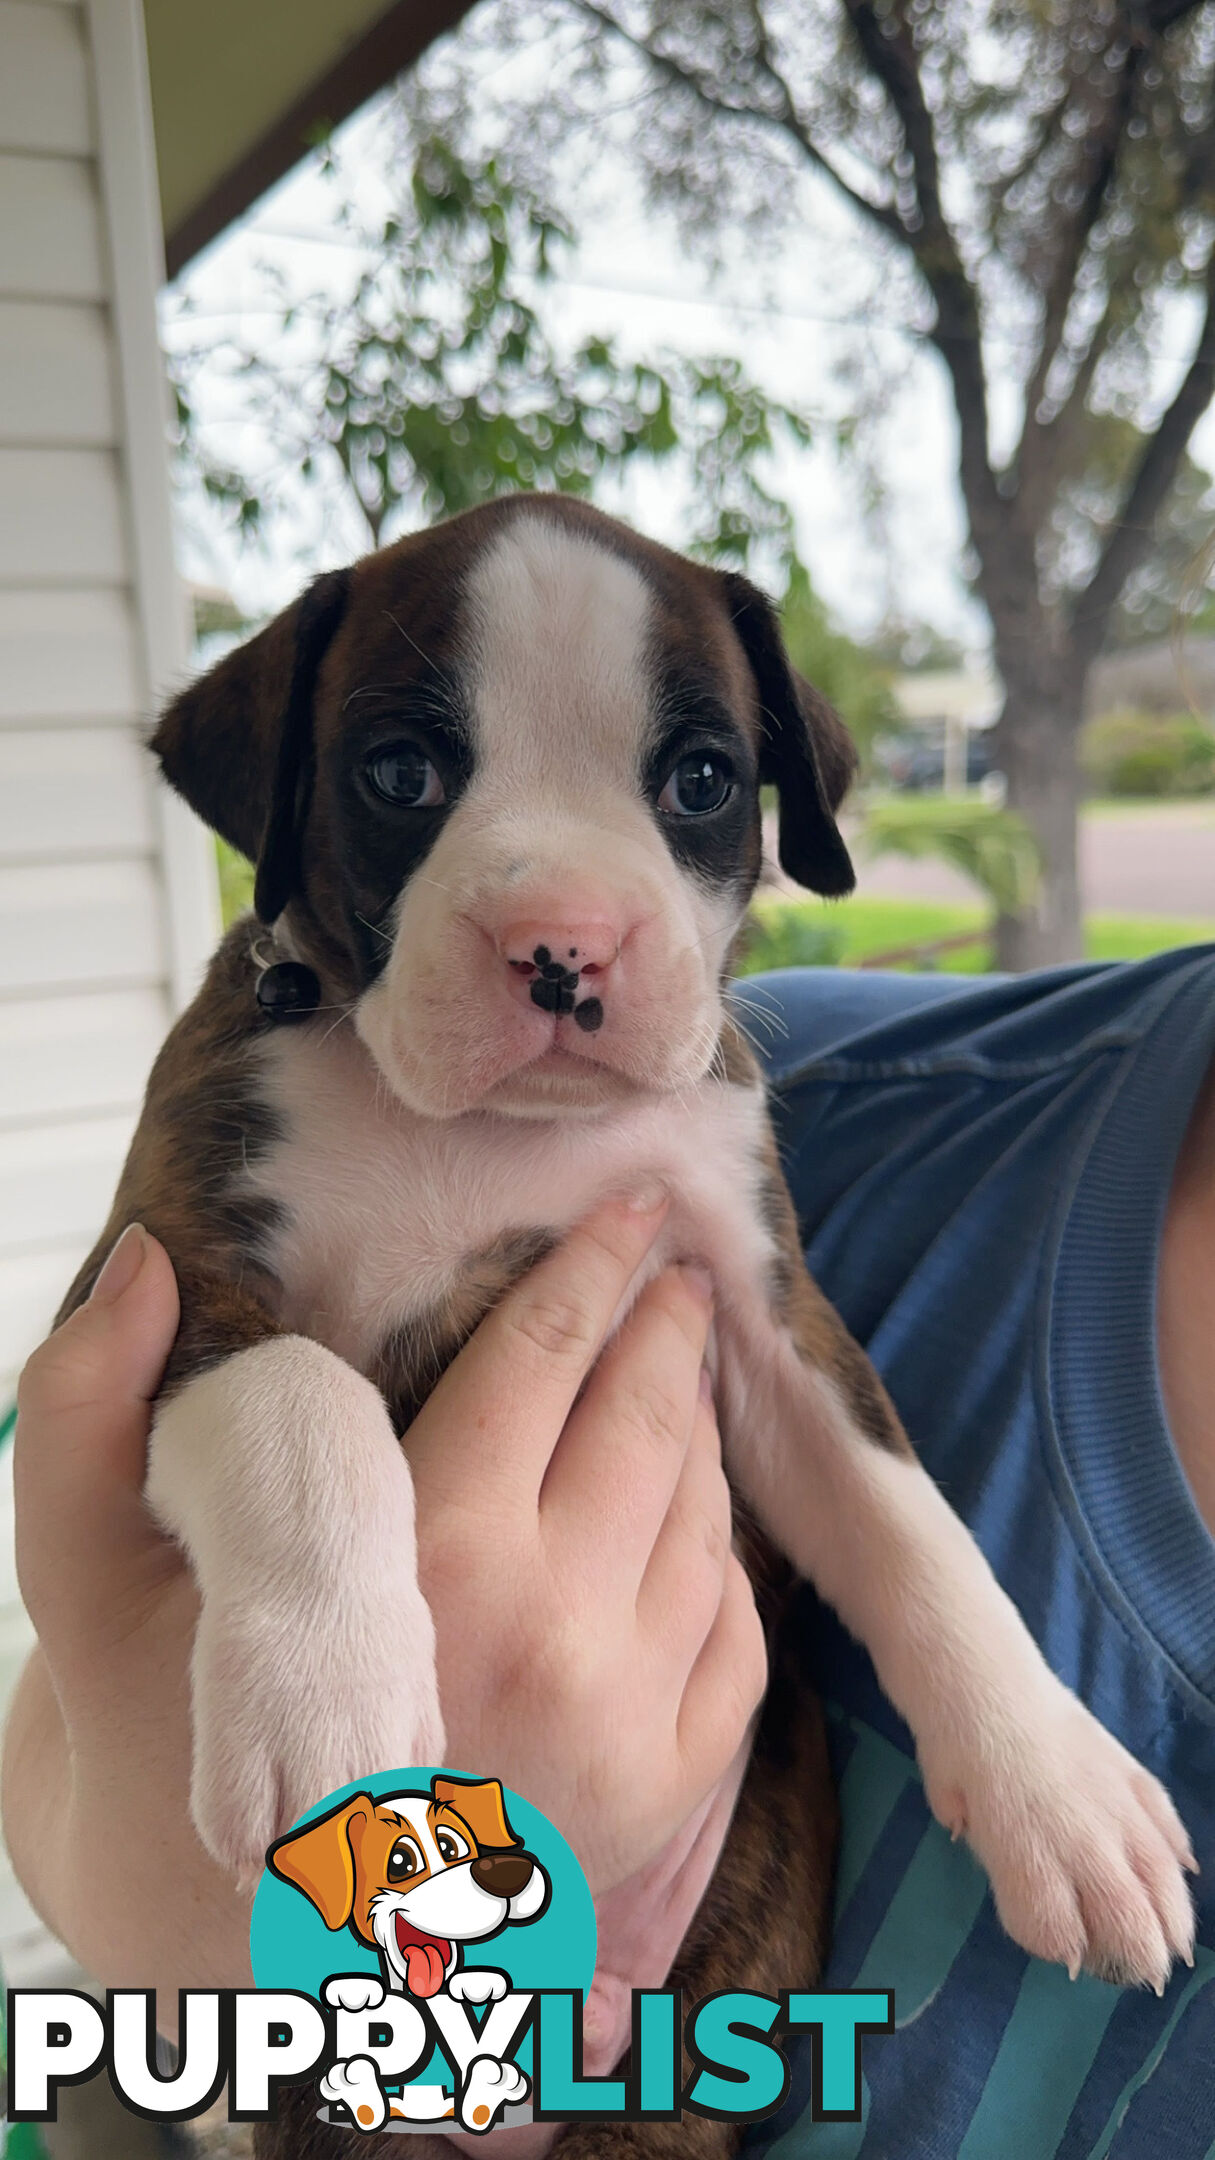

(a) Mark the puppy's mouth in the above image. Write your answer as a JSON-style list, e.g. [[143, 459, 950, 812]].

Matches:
[[394, 1915, 452, 1998]]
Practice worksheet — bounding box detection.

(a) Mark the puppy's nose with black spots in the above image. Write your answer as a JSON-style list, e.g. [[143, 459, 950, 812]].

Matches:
[[498, 918, 618, 1032]]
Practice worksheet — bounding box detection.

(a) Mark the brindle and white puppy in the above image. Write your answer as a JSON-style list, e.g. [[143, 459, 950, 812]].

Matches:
[[59, 496, 1193, 2160]]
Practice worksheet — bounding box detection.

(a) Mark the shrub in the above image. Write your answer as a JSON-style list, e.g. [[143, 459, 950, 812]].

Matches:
[[862, 796, 1040, 916], [740, 905, 846, 973], [1080, 710, 1215, 798]]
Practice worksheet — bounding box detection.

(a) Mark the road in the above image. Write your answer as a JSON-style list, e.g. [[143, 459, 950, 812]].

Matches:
[[845, 803, 1215, 918]]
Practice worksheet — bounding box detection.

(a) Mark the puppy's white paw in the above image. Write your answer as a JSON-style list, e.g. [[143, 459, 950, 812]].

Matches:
[[448, 1969, 508, 2006], [459, 2055, 530, 2132], [324, 1975, 386, 2014], [922, 1681, 1196, 1991], [320, 2056, 388, 2133], [190, 1586, 444, 1883]]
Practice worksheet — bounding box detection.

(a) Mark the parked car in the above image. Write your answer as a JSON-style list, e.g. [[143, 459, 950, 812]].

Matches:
[[877, 727, 997, 792]]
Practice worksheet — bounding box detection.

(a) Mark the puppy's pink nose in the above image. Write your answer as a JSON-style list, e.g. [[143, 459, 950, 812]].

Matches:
[[497, 919, 620, 1026], [499, 920, 619, 975]]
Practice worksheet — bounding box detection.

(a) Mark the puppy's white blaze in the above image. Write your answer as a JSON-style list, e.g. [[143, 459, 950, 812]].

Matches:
[[146, 1337, 444, 1873], [464, 519, 655, 787], [371, 1791, 444, 1876], [353, 521, 743, 1117]]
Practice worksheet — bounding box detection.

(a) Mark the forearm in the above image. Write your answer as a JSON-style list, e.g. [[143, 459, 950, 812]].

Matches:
[[2, 1648, 253, 2008]]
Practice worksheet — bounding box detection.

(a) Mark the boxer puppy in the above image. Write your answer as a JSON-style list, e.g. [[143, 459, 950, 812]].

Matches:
[[57, 495, 1194, 2160]]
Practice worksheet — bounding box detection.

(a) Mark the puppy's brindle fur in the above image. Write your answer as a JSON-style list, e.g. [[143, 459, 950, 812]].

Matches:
[[57, 495, 1192, 2158]]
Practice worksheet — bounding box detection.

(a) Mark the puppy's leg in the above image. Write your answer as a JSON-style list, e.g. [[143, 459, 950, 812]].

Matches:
[[717, 1247, 1196, 1991], [146, 1287, 443, 1880]]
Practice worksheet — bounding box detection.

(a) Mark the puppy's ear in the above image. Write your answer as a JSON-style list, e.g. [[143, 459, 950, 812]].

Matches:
[[266, 1792, 372, 1930], [720, 573, 856, 896], [432, 1776, 520, 1851], [151, 568, 351, 924]]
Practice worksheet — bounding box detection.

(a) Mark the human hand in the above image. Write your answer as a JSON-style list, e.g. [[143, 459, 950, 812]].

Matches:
[[2, 1193, 764, 1995], [3, 1224, 254, 1995], [409, 1188, 768, 1895]]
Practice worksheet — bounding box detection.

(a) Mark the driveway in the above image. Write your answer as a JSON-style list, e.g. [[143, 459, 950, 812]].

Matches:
[[845, 803, 1215, 917]]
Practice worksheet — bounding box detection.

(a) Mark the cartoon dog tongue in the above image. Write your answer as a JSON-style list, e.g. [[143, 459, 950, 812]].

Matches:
[[395, 1916, 451, 1998]]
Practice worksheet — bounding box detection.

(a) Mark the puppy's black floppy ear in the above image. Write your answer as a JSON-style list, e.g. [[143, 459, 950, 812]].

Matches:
[[722, 574, 856, 897], [253, 571, 351, 923], [151, 567, 352, 925]]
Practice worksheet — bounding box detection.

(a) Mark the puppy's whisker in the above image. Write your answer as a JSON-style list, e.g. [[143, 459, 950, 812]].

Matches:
[[355, 912, 394, 949], [383, 609, 435, 670]]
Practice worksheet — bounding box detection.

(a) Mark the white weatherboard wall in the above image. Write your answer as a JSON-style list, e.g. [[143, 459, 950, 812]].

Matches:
[[0, 0, 219, 1970]]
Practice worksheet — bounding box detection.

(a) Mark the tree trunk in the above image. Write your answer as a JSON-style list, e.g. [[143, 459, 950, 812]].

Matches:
[[992, 668, 1085, 973]]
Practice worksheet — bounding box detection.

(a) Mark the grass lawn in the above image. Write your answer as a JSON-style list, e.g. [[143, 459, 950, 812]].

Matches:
[[743, 894, 1215, 976], [1081, 798, 1215, 822]]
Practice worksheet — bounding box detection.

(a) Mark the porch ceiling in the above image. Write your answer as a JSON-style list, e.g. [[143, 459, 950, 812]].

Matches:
[[146, 0, 472, 278]]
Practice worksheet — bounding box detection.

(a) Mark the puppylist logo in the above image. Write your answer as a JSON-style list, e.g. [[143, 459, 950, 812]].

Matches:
[[5, 1770, 892, 2134]]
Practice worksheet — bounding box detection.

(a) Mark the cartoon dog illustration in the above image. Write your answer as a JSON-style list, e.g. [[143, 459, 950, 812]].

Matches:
[[268, 1775, 549, 2134]]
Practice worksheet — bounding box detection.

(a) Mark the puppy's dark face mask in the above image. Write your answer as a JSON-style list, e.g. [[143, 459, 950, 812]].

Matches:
[[153, 497, 855, 1119]]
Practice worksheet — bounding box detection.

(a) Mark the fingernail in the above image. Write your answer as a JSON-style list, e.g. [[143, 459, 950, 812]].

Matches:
[[623, 1180, 668, 1215], [90, 1223, 148, 1305], [681, 1263, 714, 1309]]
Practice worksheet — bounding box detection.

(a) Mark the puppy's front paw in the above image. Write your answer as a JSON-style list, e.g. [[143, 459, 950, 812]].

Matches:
[[922, 1684, 1196, 1991], [190, 1587, 445, 1883], [448, 1969, 508, 2006], [324, 1975, 386, 2014], [320, 2056, 388, 2133], [459, 2056, 530, 2132]]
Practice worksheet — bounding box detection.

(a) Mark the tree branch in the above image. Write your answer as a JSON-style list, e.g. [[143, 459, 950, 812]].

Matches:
[[1071, 240, 1215, 667], [569, 0, 907, 242], [1016, 38, 1143, 468], [842, 2, 1020, 596], [989, 79, 1077, 214]]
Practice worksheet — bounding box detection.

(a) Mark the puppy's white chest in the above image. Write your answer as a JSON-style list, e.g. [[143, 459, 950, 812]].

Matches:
[[247, 1028, 777, 1371]]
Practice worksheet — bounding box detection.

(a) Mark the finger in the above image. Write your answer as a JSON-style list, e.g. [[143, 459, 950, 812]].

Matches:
[[408, 1187, 669, 1511], [636, 1382, 732, 1649], [15, 1225, 183, 1635], [542, 1268, 712, 1580], [676, 1552, 768, 1793]]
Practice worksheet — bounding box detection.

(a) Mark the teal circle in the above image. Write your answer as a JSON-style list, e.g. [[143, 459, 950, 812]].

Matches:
[[250, 1766, 596, 2072]]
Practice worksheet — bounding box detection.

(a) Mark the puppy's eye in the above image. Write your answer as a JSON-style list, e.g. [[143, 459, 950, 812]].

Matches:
[[387, 1836, 425, 1883], [436, 1828, 470, 1864], [365, 745, 446, 808], [657, 752, 734, 817]]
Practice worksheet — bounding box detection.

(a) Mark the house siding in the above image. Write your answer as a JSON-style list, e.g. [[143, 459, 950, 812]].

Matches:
[[0, 0, 219, 1974]]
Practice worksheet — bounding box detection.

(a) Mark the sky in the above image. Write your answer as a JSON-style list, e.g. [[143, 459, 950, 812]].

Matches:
[[159, 3, 1215, 661]]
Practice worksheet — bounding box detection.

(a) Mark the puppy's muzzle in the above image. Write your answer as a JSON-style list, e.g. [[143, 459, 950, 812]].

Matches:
[[470, 1851, 538, 1898]]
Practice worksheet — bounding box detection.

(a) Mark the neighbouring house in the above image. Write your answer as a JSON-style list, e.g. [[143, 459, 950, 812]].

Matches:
[[1085, 636, 1215, 720], [0, 0, 468, 1987], [888, 664, 1001, 790]]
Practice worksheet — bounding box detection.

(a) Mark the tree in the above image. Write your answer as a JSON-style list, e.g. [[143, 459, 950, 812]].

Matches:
[[480, 0, 1215, 965], [781, 562, 899, 774], [168, 102, 812, 582]]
